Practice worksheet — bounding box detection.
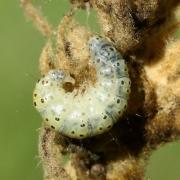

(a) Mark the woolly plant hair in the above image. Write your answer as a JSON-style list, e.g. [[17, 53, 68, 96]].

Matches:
[[21, 0, 180, 179]]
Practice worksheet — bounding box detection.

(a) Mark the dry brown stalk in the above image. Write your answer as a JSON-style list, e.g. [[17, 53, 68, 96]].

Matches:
[[21, 0, 180, 179]]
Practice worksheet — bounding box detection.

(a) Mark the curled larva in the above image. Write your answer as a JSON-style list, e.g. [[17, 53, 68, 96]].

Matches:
[[33, 36, 131, 139]]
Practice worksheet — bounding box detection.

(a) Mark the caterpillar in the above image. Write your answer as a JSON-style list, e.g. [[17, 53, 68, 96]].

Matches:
[[33, 36, 131, 139]]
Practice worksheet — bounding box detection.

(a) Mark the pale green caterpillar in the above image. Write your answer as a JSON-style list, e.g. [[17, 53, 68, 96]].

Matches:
[[33, 36, 131, 139]]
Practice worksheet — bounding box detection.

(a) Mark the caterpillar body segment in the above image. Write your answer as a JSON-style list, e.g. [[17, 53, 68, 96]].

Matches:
[[33, 36, 131, 139]]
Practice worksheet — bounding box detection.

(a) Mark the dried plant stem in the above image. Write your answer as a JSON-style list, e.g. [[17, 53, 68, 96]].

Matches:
[[21, 0, 180, 179], [20, 0, 53, 37], [39, 128, 71, 180]]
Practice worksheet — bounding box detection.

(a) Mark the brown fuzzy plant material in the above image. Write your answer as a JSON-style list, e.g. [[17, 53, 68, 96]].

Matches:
[[21, 0, 180, 179]]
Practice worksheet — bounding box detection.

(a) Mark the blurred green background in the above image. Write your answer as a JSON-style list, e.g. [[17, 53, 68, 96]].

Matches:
[[0, 0, 180, 179]]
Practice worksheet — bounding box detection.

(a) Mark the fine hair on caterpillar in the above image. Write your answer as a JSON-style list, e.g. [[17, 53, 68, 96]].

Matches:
[[33, 35, 131, 139]]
